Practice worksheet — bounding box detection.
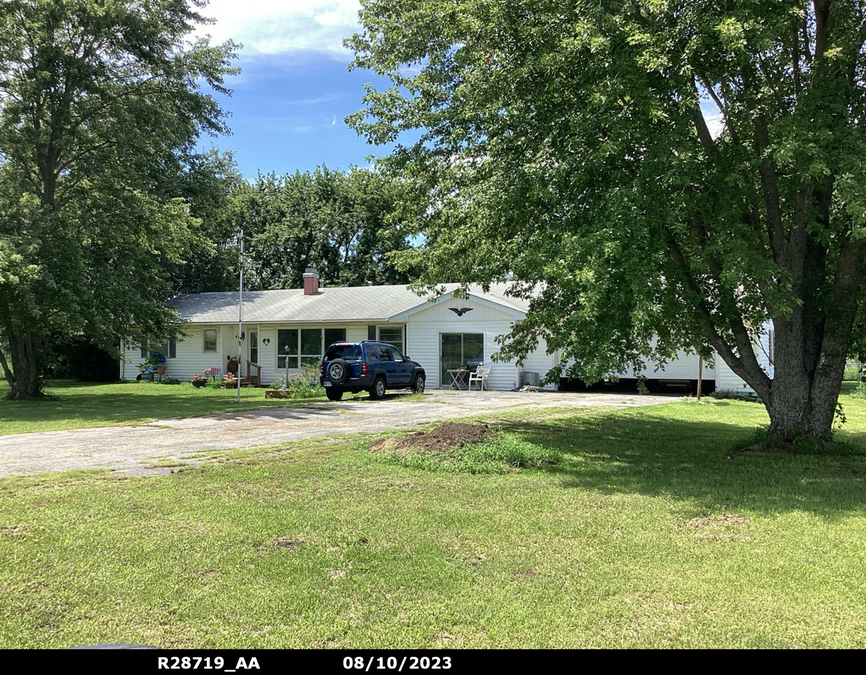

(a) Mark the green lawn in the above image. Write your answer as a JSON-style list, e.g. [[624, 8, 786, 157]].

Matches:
[[0, 380, 324, 436], [1, 392, 865, 648]]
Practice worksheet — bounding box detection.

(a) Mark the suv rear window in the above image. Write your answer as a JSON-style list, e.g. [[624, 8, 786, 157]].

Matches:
[[325, 344, 362, 360]]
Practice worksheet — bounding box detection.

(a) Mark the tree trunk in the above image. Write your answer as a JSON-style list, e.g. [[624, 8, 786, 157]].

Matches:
[[2, 331, 43, 399], [766, 372, 843, 443]]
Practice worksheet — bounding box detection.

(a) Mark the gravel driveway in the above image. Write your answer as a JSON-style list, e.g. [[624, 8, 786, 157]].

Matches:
[[0, 390, 673, 477]]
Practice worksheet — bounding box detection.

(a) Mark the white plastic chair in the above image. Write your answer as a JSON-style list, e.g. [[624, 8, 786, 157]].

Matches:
[[468, 365, 491, 391]]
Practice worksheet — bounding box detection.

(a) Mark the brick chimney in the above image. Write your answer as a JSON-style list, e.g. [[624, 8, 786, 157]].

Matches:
[[303, 267, 320, 295]]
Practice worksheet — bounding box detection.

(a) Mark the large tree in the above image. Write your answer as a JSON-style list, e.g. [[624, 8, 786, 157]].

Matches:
[[168, 149, 245, 295], [348, 0, 866, 444], [235, 166, 419, 290], [0, 0, 237, 398]]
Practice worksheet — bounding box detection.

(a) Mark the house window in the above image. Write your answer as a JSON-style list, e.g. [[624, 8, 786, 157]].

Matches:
[[249, 331, 259, 365], [378, 326, 404, 355], [277, 327, 348, 370], [203, 329, 218, 353], [141, 339, 177, 359], [277, 329, 299, 369], [324, 328, 347, 348], [301, 328, 322, 368]]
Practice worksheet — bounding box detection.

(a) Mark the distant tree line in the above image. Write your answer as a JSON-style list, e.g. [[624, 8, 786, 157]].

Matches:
[[175, 163, 420, 297]]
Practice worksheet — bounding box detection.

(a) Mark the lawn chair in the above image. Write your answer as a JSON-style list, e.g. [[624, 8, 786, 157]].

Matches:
[[468, 365, 491, 391]]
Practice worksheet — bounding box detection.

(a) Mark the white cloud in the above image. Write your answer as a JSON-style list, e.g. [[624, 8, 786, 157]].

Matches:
[[196, 0, 361, 58]]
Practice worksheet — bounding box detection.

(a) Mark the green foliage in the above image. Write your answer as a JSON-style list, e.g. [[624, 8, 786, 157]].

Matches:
[[272, 364, 326, 399], [843, 363, 862, 381], [370, 432, 561, 474], [234, 166, 419, 290], [711, 389, 763, 403], [0, 0, 238, 396], [348, 0, 866, 440]]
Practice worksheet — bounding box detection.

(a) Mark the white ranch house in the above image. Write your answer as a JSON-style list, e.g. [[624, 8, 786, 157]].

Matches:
[[120, 269, 771, 392]]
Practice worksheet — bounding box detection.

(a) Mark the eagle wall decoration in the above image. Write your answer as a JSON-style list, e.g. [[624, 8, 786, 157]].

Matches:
[[449, 307, 474, 317]]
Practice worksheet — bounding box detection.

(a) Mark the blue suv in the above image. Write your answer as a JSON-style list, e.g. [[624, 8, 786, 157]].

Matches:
[[320, 341, 426, 401]]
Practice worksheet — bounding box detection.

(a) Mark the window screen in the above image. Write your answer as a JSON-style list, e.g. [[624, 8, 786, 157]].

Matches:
[[203, 329, 217, 353]]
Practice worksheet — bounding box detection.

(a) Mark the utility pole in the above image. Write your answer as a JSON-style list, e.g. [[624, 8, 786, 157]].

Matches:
[[237, 227, 244, 403]]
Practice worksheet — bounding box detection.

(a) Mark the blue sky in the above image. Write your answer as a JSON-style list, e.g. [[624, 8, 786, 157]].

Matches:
[[196, 1, 724, 180], [196, 1, 390, 179]]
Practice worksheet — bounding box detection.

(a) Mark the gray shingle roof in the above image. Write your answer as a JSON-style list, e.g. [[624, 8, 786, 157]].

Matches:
[[168, 283, 531, 324]]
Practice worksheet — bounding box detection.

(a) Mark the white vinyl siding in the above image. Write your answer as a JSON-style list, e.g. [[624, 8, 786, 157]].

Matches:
[[404, 297, 524, 390], [613, 349, 715, 382], [517, 335, 558, 390], [121, 327, 224, 381]]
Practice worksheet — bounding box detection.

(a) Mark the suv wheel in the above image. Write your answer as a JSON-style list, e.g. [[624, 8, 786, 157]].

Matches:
[[412, 374, 425, 394], [326, 389, 344, 401], [369, 376, 386, 400], [327, 358, 350, 385]]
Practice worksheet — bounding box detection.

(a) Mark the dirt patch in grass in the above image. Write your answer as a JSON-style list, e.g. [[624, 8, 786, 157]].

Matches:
[[273, 538, 304, 551], [688, 514, 749, 528], [370, 422, 495, 454], [686, 514, 752, 542]]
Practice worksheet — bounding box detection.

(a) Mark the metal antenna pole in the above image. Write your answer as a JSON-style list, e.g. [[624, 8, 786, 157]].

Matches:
[[237, 227, 244, 403]]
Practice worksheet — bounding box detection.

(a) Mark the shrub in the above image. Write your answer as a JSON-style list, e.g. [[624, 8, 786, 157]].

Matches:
[[270, 364, 325, 398], [711, 388, 762, 403], [286, 373, 324, 399], [371, 432, 561, 474]]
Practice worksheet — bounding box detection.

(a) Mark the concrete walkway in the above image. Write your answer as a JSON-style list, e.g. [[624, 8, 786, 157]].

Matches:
[[0, 390, 674, 477]]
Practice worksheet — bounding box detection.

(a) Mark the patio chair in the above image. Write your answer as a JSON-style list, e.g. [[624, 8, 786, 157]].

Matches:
[[468, 365, 491, 391]]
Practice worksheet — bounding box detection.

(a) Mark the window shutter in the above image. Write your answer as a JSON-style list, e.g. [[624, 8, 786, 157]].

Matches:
[[169, 339, 177, 359], [368, 325, 377, 340], [140, 341, 148, 359]]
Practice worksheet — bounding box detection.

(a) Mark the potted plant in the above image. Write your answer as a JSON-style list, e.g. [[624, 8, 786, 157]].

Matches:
[[226, 356, 239, 375]]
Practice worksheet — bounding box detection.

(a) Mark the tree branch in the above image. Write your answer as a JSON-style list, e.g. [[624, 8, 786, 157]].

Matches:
[[666, 233, 772, 397]]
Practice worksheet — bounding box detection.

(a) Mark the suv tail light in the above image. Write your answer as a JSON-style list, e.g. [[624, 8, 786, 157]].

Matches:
[[320, 363, 324, 375], [361, 362, 368, 375]]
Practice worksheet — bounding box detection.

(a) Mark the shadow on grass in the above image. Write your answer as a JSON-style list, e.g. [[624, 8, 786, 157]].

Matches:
[[497, 405, 866, 517], [0, 380, 325, 432]]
